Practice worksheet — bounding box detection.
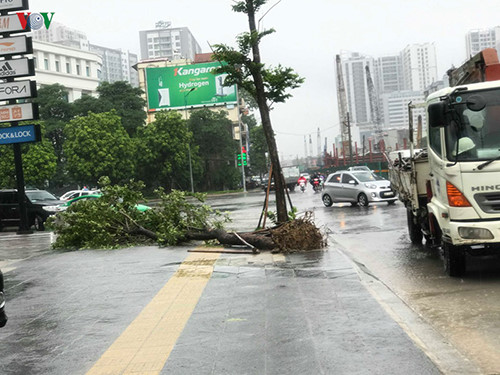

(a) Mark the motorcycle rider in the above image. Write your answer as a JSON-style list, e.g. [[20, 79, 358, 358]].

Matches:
[[297, 175, 307, 191], [310, 172, 321, 191]]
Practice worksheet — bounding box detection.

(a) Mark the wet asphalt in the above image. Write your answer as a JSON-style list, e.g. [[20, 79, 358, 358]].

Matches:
[[0, 190, 479, 374]]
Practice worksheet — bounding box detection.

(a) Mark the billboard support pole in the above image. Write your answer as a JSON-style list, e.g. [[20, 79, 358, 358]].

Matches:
[[0, 5, 32, 234], [184, 88, 195, 193]]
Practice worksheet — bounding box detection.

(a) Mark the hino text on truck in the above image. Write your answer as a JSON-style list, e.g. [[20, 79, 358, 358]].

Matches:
[[388, 48, 500, 277]]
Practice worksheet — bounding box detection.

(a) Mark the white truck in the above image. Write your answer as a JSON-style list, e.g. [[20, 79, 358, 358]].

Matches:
[[389, 48, 500, 277]]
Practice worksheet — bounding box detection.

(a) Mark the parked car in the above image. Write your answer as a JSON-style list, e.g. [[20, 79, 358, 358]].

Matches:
[[0, 269, 6, 328], [0, 189, 64, 231], [321, 170, 397, 207], [59, 189, 100, 201], [52, 194, 151, 213]]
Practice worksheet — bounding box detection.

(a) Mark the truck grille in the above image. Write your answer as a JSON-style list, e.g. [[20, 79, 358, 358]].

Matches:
[[475, 193, 500, 213]]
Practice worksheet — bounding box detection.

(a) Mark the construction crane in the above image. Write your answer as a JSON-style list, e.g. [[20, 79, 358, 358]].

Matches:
[[335, 55, 350, 157], [365, 64, 383, 150]]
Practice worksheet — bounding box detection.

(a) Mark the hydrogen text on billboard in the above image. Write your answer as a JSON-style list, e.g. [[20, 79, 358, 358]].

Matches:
[[179, 81, 210, 90], [16, 12, 55, 30]]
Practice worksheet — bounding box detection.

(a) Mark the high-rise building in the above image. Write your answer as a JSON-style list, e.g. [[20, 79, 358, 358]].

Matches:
[[31, 22, 89, 49], [400, 43, 438, 92], [380, 90, 425, 129], [341, 52, 378, 126], [89, 45, 139, 87], [32, 40, 102, 102], [465, 26, 500, 57], [32, 22, 139, 87], [377, 55, 404, 94], [139, 25, 202, 61]]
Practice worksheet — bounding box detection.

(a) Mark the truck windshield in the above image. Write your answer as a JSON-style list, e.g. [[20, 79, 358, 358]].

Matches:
[[445, 88, 500, 162]]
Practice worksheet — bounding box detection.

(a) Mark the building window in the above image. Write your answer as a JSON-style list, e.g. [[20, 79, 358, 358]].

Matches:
[[55, 60, 60, 72], [86, 65, 90, 77], [76, 64, 81, 75], [44, 58, 48, 70], [66, 62, 71, 73]]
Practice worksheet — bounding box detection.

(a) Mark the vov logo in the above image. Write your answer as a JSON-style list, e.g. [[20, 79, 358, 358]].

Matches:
[[16, 12, 55, 31]]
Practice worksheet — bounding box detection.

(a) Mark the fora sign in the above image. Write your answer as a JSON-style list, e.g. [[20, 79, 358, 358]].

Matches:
[[0, 80, 36, 100]]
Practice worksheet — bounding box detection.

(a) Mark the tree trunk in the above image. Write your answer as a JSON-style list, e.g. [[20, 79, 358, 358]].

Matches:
[[186, 229, 276, 250], [245, 0, 288, 223]]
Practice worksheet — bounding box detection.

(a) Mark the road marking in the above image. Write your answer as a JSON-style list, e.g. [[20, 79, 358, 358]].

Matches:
[[86, 251, 220, 375]]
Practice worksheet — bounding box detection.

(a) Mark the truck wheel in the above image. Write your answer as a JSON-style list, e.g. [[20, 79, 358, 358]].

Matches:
[[289, 185, 295, 192], [443, 242, 466, 277], [407, 209, 423, 244]]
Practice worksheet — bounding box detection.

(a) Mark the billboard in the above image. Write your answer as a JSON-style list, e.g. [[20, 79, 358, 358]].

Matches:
[[145, 62, 237, 111]]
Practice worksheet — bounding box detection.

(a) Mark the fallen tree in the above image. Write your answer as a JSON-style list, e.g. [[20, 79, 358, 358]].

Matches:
[[49, 178, 326, 252]]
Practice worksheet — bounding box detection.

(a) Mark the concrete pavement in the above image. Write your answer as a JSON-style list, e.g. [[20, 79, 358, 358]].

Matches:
[[0, 231, 478, 374]]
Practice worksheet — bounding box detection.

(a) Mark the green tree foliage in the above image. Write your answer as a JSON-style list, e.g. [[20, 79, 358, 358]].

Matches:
[[136, 111, 192, 190], [33, 84, 73, 186], [97, 81, 146, 137], [249, 125, 268, 176], [63, 112, 135, 186], [72, 82, 146, 137], [188, 109, 240, 191], [0, 123, 56, 188], [72, 94, 109, 117], [49, 177, 229, 250], [211, 0, 304, 222]]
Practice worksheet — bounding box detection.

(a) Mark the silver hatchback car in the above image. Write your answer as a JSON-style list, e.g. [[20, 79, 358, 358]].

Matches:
[[321, 170, 397, 207]]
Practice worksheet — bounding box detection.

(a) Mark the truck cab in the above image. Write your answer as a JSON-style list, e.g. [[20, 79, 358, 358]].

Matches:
[[425, 81, 500, 275]]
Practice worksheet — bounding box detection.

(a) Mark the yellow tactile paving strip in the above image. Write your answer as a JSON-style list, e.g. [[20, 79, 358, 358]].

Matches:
[[86, 252, 220, 375]]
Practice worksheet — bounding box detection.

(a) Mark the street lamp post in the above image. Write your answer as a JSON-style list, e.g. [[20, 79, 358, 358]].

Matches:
[[184, 88, 196, 193]]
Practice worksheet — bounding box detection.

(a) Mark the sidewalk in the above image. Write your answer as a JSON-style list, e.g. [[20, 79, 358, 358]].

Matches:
[[160, 247, 445, 375]]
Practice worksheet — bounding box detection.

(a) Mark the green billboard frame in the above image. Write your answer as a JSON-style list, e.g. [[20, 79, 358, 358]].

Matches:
[[145, 62, 238, 111]]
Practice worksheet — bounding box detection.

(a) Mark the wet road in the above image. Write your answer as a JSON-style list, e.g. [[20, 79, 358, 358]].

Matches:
[[225, 187, 500, 374], [0, 187, 498, 374]]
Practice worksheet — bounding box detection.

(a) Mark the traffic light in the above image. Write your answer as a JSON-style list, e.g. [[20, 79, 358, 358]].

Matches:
[[237, 152, 247, 166]]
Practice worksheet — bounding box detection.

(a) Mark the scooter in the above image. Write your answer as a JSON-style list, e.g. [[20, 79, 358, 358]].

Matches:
[[299, 181, 306, 192], [312, 178, 321, 193]]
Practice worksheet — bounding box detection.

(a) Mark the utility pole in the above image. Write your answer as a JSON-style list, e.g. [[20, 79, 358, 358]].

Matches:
[[346, 112, 353, 165], [237, 90, 246, 192]]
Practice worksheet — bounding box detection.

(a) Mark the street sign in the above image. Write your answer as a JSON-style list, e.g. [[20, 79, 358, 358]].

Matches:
[[0, 102, 38, 123], [0, 14, 31, 35], [0, 124, 40, 145], [0, 57, 34, 78], [0, 35, 32, 57], [0, 0, 29, 12], [0, 80, 36, 101]]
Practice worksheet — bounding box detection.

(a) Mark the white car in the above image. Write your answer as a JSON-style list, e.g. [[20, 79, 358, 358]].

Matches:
[[321, 171, 396, 206], [347, 166, 372, 172], [59, 190, 99, 201]]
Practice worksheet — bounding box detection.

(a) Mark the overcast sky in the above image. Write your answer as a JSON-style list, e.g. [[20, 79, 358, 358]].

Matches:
[[36, 0, 500, 159]]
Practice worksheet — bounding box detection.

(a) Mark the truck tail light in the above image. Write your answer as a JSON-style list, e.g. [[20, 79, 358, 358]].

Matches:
[[446, 181, 471, 207]]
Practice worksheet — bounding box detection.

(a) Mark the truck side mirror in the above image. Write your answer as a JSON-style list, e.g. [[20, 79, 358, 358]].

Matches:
[[428, 101, 448, 127]]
